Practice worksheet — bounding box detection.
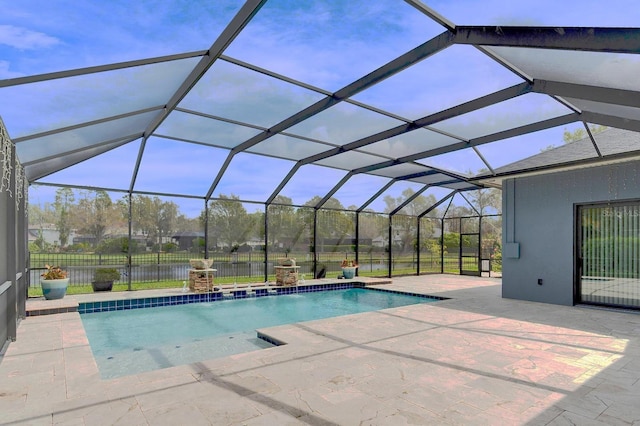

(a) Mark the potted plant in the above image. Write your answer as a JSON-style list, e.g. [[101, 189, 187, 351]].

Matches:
[[341, 259, 358, 279], [41, 264, 69, 300], [92, 268, 121, 292]]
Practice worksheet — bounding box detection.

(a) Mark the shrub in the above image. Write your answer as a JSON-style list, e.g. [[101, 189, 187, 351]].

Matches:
[[162, 242, 178, 252], [96, 237, 138, 254], [492, 243, 502, 272], [93, 268, 121, 282], [65, 242, 91, 253]]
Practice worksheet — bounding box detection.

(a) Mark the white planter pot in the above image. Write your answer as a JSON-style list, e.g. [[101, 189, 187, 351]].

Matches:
[[341, 266, 357, 279], [41, 278, 69, 300]]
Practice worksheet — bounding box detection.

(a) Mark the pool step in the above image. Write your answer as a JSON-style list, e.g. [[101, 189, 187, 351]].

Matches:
[[26, 298, 78, 316], [257, 331, 286, 346]]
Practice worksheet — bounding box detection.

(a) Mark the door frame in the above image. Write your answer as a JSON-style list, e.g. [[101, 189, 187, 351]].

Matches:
[[460, 232, 481, 277], [574, 198, 640, 307]]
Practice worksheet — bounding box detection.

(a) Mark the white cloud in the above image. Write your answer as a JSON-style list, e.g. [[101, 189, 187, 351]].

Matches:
[[0, 60, 23, 79], [0, 25, 59, 50]]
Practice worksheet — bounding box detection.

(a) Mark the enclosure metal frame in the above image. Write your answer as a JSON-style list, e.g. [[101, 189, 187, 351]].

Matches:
[[3, 2, 640, 348]]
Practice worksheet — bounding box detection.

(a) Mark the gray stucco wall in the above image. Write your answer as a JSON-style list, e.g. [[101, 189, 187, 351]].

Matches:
[[502, 160, 640, 306]]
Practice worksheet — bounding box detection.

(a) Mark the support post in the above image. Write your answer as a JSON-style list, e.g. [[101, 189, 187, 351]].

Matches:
[[417, 218, 421, 275], [127, 192, 133, 291], [204, 199, 209, 257], [388, 215, 393, 278], [264, 204, 269, 283], [354, 212, 360, 277], [313, 209, 318, 277], [440, 218, 444, 274]]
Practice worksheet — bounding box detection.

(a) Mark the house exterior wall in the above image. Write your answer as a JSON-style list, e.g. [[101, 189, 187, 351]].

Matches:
[[502, 160, 640, 306]]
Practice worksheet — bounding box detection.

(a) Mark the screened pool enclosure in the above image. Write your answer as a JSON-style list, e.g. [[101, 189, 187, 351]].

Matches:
[[2, 1, 640, 341], [24, 184, 503, 288]]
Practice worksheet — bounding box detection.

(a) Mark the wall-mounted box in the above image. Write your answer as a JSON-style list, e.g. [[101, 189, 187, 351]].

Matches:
[[505, 242, 520, 259]]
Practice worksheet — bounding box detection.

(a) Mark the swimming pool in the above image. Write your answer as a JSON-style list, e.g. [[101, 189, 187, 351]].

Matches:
[[81, 287, 440, 378]]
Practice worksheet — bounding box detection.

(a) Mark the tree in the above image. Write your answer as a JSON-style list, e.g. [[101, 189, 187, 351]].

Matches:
[[383, 193, 401, 213], [563, 124, 608, 143], [54, 188, 75, 247], [174, 213, 200, 233], [207, 194, 250, 251], [392, 214, 416, 254], [384, 188, 438, 253], [267, 195, 295, 247], [155, 199, 178, 249], [383, 188, 438, 217], [466, 187, 501, 215], [130, 194, 156, 241], [445, 204, 474, 219], [130, 195, 180, 249], [72, 190, 117, 246], [28, 198, 56, 248], [420, 215, 442, 261], [359, 210, 387, 251], [303, 196, 353, 252], [463, 169, 501, 216], [247, 210, 266, 247], [319, 197, 344, 211], [32, 229, 50, 252], [540, 125, 608, 152]]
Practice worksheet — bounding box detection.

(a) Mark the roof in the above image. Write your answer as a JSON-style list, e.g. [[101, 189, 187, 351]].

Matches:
[[477, 127, 640, 180], [2, 1, 640, 213]]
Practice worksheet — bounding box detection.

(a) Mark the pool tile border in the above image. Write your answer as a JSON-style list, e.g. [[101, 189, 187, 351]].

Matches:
[[78, 283, 447, 314]]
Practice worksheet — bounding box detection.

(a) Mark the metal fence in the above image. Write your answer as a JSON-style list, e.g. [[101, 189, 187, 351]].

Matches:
[[29, 248, 502, 289], [29, 251, 361, 287]]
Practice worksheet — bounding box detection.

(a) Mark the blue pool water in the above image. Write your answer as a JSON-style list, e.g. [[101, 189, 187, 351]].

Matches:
[[82, 288, 438, 378]]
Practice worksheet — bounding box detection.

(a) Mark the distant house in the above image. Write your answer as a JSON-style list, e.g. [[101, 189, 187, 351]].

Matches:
[[172, 231, 205, 251], [372, 234, 402, 248], [28, 224, 77, 248], [72, 235, 96, 246], [244, 237, 264, 250], [371, 236, 385, 247]]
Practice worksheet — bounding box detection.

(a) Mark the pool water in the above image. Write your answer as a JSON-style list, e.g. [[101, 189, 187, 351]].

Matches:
[[81, 288, 438, 378]]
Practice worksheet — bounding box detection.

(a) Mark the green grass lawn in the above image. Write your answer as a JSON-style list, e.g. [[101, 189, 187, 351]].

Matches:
[[28, 251, 498, 297], [28, 280, 186, 297], [28, 275, 276, 297]]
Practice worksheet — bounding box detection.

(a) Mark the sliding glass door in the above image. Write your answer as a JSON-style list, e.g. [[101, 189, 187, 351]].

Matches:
[[577, 202, 640, 308]]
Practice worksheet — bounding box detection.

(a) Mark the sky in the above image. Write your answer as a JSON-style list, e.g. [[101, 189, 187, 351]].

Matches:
[[2, 0, 639, 217]]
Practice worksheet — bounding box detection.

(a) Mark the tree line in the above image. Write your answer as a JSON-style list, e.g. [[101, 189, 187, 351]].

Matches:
[[29, 189, 199, 252], [28, 186, 501, 253]]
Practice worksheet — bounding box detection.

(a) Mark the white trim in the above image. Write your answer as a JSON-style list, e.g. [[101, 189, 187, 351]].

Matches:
[[0, 281, 11, 296]]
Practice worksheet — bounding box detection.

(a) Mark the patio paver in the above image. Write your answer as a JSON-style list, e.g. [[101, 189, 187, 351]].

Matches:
[[2, 275, 640, 425]]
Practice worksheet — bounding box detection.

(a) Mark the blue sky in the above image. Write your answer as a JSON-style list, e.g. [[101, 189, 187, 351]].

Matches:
[[2, 0, 638, 217]]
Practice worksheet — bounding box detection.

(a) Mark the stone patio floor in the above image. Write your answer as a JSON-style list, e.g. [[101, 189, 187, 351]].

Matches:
[[2, 274, 640, 425]]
